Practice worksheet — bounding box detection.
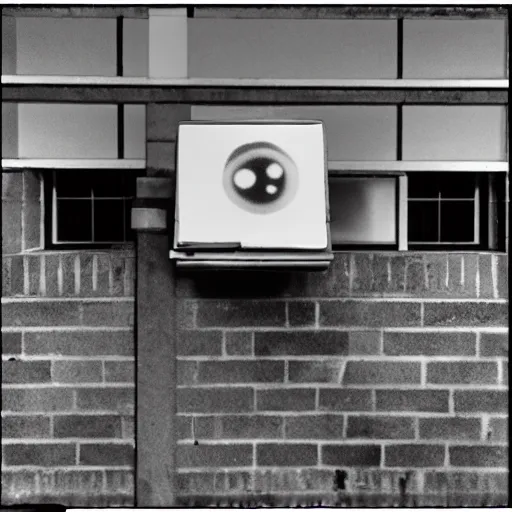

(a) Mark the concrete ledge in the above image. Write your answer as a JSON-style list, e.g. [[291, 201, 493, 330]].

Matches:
[[131, 208, 167, 232]]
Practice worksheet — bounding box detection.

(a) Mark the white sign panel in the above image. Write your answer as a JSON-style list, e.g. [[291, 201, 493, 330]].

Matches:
[[176, 122, 328, 250]]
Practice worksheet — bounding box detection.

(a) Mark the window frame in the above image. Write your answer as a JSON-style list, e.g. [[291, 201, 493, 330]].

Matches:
[[43, 168, 142, 250], [328, 167, 507, 252]]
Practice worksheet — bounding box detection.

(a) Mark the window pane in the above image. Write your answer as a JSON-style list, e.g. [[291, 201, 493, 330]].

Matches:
[[57, 199, 92, 242], [189, 19, 397, 79], [123, 19, 149, 77], [438, 173, 476, 199], [329, 178, 396, 244], [18, 104, 118, 159], [56, 171, 93, 198], [2, 15, 16, 74], [440, 201, 475, 242], [2, 103, 18, 158], [16, 17, 117, 76], [93, 200, 125, 242], [193, 106, 397, 161], [403, 20, 507, 79], [124, 105, 146, 159], [91, 171, 123, 198], [408, 173, 440, 199], [403, 106, 506, 161], [408, 201, 439, 242], [125, 200, 135, 241]]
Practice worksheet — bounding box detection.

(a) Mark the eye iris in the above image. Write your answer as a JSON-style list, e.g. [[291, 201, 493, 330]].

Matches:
[[232, 157, 285, 205]]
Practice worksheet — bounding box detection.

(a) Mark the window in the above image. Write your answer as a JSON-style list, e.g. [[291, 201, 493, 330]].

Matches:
[[45, 170, 143, 247], [408, 173, 479, 245], [329, 176, 397, 246], [2, 16, 148, 76], [408, 172, 506, 251]]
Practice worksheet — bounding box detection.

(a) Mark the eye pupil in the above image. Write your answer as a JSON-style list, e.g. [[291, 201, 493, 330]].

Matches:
[[266, 162, 284, 179], [233, 168, 257, 189]]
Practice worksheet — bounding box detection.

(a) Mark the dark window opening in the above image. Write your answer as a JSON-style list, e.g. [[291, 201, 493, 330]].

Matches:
[[45, 170, 143, 248]]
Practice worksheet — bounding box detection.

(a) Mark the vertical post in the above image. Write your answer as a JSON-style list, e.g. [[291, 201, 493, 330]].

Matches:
[[135, 7, 189, 507], [398, 174, 408, 251]]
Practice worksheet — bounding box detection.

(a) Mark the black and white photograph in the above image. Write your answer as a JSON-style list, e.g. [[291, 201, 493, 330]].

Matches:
[[1, 1, 509, 509]]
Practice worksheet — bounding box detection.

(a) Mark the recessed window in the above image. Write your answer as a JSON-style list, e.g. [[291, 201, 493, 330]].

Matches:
[[329, 177, 396, 246], [46, 170, 142, 247], [408, 173, 479, 245]]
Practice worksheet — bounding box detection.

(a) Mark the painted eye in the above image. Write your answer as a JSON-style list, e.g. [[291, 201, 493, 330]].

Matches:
[[223, 142, 299, 214]]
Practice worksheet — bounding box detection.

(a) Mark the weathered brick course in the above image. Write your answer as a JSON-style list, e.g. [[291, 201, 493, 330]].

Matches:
[[257, 389, 315, 411], [2, 301, 81, 326], [196, 415, 283, 439], [178, 444, 253, 468], [383, 332, 476, 356], [178, 388, 254, 413], [1, 332, 22, 355], [255, 330, 380, 356], [76, 388, 134, 413], [225, 331, 253, 356], [2, 388, 74, 412], [2, 415, 52, 438], [322, 445, 381, 467], [319, 389, 373, 411], [449, 446, 508, 467], [81, 301, 134, 327], [343, 361, 421, 385], [24, 330, 133, 356], [54, 415, 123, 438], [488, 417, 507, 442], [4, 444, 76, 466], [196, 300, 286, 327], [288, 301, 316, 326], [104, 361, 134, 383], [289, 361, 341, 383], [178, 331, 223, 356], [320, 301, 421, 327], [419, 417, 481, 440], [376, 389, 449, 412], [453, 390, 508, 413], [285, 414, 344, 439], [257, 444, 317, 467], [2, 360, 51, 383], [346, 416, 415, 439], [79, 444, 134, 466], [385, 444, 445, 467], [427, 361, 498, 385], [480, 332, 508, 357], [423, 302, 508, 327], [196, 360, 285, 384], [52, 361, 103, 383]]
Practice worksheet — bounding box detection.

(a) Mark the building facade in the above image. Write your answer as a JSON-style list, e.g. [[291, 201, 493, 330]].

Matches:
[[1, 5, 509, 507]]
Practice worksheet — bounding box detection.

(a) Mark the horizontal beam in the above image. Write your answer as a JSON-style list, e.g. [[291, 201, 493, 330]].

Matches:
[[3, 160, 507, 173], [195, 6, 508, 19], [2, 86, 507, 105], [175, 260, 332, 270], [2, 76, 509, 89], [2, 7, 148, 18], [328, 162, 509, 173], [1, 159, 145, 170]]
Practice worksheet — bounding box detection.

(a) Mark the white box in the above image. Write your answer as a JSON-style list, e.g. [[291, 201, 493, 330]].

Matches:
[[175, 121, 328, 250]]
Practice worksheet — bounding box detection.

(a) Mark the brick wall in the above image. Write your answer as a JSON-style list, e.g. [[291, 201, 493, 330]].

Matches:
[[1, 250, 135, 506], [174, 252, 508, 506]]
